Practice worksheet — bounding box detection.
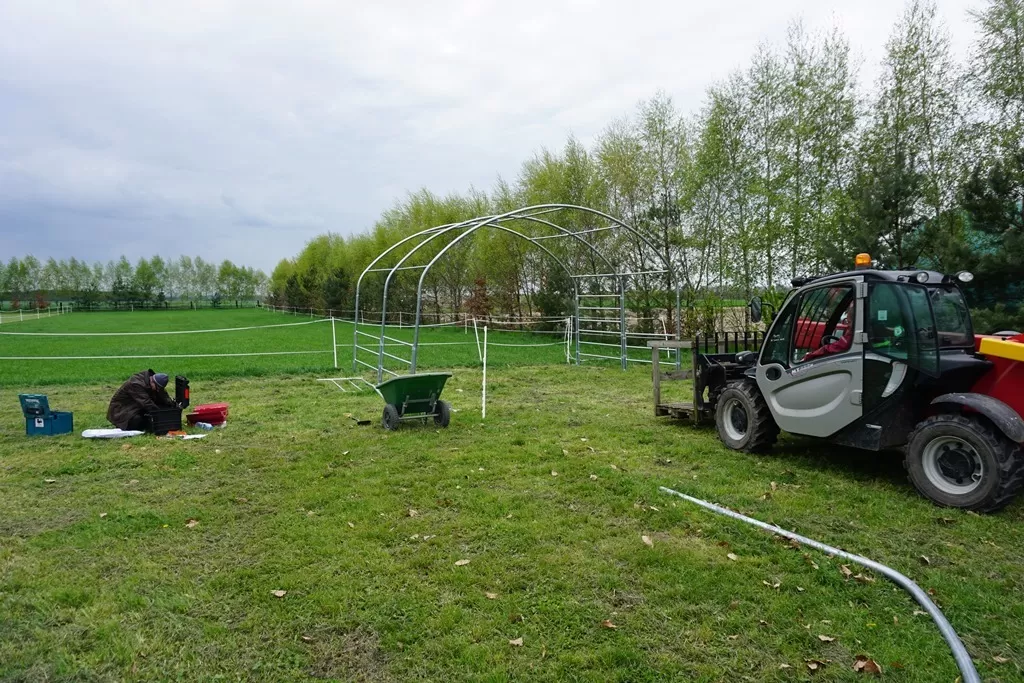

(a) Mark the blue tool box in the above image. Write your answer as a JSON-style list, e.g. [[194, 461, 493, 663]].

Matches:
[[19, 394, 74, 436]]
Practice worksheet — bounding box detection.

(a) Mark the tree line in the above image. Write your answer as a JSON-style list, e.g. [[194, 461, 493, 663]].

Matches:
[[0, 255, 268, 310], [266, 0, 1021, 334]]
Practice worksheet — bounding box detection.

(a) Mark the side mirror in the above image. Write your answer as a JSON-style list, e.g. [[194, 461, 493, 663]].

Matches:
[[749, 296, 763, 324]]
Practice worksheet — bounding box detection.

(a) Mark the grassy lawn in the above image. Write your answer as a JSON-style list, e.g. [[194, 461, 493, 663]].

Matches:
[[0, 309, 664, 386], [1, 360, 1022, 681]]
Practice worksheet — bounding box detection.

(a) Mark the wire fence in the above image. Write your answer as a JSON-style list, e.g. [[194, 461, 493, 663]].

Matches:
[[0, 305, 73, 324]]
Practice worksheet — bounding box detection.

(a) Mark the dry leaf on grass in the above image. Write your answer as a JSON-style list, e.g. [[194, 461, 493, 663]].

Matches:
[[121, 444, 132, 451], [919, 555, 930, 565], [551, 470, 558, 477], [347, 522, 355, 528], [300, 635, 315, 643], [797, 586, 805, 592], [770, 481, 778, 491], [762, 580, 781, 589], [641, 535, 654, 548], [805, 659, 827, 671], [762, 492, 772, 500], [99, 513, 108, 519], [485, 592, 498, 600], [853, 573, 876, 584], [407, 509, 418, 517], [43, 479, 56, 483], [455, 559, 471, 566], [727, 634, 739, 640], [727, 553, 739, 561], [778, 663, 791, 669], [913, 610, 927, 616], [818, 635, 835, 642], [185, 519, 199, 528], [271, 590, 287, 598], [840, 565, 853, 578], [601, 620, 617, 629], [590, 474, 598, 480], [342, 450, 350, 456], [509, 637, 523, 646], [993, 655, 1010, 664], [609, 464, 618, 471], [580, 437, 588, 442], [852, 656, 882, 674]]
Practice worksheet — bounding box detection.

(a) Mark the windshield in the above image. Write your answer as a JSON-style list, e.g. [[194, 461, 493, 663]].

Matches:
[[928, 286, 974, 348]]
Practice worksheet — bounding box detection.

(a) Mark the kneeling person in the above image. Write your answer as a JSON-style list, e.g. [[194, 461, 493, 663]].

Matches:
[[107, 369, 177, 431]]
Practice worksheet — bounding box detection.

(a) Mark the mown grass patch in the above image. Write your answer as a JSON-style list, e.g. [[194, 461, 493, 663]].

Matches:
[[1, 365, 1021, 681]]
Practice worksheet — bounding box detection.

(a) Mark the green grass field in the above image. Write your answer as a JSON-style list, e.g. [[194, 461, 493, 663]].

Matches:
[[1, 311, 1021, 681], [0, 309, 663, 387]]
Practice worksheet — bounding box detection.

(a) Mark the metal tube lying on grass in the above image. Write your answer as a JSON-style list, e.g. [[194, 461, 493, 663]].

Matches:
[[658, 486, 980, 683]]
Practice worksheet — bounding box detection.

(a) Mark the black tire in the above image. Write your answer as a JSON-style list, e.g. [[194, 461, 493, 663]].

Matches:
[[382, 404, 401, 431], [715, 380, 779, 453], [434, 400, 451, 428], [905, 414, 1024, 512]]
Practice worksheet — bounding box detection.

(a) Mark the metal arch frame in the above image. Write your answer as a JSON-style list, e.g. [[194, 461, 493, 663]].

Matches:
[[352, 204, 677, 381]]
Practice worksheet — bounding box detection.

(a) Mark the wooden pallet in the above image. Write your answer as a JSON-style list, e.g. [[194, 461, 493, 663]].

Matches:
[[655, 401, 696, 420]]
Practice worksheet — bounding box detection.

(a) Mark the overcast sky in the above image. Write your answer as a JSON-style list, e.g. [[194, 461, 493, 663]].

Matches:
[[0, 0, 979, 273]]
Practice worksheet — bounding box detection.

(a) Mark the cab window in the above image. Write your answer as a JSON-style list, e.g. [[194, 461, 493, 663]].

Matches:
[[867, 282, 939, 376], [791, 285, 856, 364], [759, 284, 855, 367], [929, 287, 973, 347]]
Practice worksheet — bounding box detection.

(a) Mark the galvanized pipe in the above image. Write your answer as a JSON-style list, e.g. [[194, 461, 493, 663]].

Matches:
[[658, 487, 980, 683]]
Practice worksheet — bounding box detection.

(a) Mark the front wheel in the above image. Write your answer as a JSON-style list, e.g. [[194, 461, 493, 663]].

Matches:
[[715, 381, 779, 453], [382, 404, 401, 431], [433, 400, 451, 428], [905, 414, 1024, 512]]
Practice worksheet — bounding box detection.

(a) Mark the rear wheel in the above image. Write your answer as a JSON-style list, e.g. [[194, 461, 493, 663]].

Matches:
[[433, 400, 451, 428], [905, 414, 1024, 512], [715, 381, 779, 453], [382, 404, 400, 431]]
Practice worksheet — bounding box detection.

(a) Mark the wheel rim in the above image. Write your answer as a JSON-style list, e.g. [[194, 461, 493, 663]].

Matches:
[[722, 398, 749, 442], [921, 436, 984, 495]]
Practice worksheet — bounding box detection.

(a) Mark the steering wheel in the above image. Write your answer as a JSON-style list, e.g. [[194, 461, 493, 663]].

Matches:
[[820, 334, 841, 347]]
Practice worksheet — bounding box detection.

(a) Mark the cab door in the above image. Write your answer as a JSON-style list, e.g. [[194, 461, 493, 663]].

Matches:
[[755, 280, 864, 438]]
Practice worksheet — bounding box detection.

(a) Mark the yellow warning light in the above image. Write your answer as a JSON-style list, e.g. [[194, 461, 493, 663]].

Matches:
[[855, 253, 872, 269]]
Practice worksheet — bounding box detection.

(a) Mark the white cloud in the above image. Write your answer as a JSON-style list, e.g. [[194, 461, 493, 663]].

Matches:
[[0, 0, 979, 271]]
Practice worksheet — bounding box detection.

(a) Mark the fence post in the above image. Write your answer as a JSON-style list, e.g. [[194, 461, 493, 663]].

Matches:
[[331, 317, 338, 369], [482, 326, 488, 420]]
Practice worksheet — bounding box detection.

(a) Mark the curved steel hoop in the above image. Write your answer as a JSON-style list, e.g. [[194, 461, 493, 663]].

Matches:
[[352, 204, 677, 380]]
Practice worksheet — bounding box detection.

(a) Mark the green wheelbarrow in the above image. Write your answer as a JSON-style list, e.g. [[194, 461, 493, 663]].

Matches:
[[374, 372, 453, 430]]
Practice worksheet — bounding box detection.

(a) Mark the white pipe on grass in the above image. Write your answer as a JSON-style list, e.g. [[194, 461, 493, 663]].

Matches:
[[658, 486, 980, 683]]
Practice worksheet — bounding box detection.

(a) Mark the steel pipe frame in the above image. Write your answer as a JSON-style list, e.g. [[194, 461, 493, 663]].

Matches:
[[353, 204, 678, 380]]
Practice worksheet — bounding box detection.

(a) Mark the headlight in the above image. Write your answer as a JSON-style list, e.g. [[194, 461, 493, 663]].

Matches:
[[914, 271, 929, 283], [955, 271, 974, 283]]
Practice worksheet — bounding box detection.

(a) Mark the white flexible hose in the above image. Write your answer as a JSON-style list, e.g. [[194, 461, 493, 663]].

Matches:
[[658, 486, 980, 683]]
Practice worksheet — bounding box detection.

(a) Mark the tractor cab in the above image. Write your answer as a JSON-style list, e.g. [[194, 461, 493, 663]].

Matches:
[[711, 254, 1024, 512]]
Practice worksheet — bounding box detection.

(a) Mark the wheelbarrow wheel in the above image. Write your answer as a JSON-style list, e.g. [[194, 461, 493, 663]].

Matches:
[[382, 404, 400, 431], [434, 400, 451, 428]]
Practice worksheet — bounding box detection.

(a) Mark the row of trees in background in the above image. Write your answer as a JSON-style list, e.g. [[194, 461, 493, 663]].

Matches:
[[269, 0, 1020, 334], [0, 255, 268, 310]]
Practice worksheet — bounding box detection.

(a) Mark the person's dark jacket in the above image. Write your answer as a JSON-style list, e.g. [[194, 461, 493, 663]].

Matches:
[[107, 369, 176, 430]]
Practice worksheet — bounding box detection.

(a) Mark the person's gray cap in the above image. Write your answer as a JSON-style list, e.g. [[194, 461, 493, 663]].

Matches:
[[154, 373, 169, 388]]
